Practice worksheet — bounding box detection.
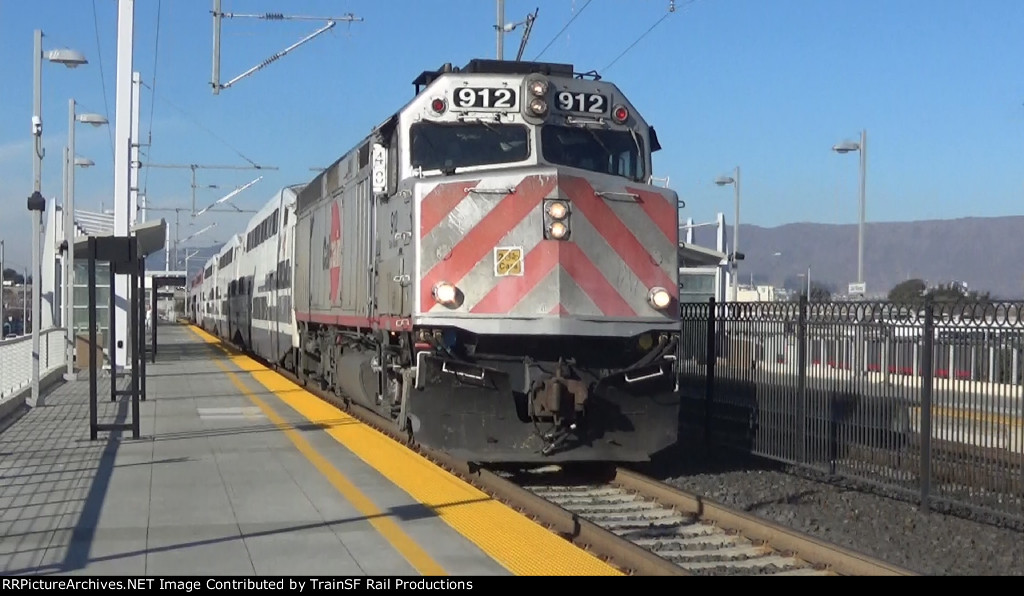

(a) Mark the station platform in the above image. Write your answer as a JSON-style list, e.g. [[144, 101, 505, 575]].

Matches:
[[0, 323, 621, 576]]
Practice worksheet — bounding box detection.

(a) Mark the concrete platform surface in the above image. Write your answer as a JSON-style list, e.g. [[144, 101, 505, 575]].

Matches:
[[0, 323, 621, 576]]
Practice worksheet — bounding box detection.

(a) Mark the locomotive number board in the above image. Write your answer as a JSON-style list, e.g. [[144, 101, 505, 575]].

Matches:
[[555, 91, 609, 115], [453, 87, 518, 110]]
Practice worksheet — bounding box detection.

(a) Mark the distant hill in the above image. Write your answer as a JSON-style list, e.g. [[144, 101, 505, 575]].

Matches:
[[687, 216, 1024, 300]]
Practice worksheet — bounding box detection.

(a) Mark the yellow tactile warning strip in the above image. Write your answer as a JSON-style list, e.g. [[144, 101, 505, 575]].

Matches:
[[928, 406, 1023, 428], [203, 342, 447, 575], [187, 325, 623, 576]]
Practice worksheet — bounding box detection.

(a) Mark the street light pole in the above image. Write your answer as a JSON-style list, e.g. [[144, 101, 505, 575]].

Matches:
[[64, 100, 76, 381], [733, 166, 740, 300], [496, 0, 504, 59], [858, 129, 866, 286], [832, 129, 867, 289], [27, 190, 45, 407], [714, 167, 741, 301], [28, 29, 87, 407], [832, 130, 868, 377], [182, 249, 200, 279], [30, 30, 43, 407], [32, 31, 43, 193], [63, 101, 107, 382]]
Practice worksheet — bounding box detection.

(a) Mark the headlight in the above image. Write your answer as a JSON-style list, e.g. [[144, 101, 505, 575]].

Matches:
[[648, 287, 671, 309], [528, 98, 548, 116], [432, 282, 458, 305], [546, 201, 568, 219], [528, 79, 548, 97], [548, 221, 568, 239]]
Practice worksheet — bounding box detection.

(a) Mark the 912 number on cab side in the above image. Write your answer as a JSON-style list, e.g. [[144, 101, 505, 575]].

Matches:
[[556, 91, 608, 114], [453, 87, 517, 109]]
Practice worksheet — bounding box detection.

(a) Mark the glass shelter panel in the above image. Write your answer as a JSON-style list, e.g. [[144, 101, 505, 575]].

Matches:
[[72, 260, 110, 340]]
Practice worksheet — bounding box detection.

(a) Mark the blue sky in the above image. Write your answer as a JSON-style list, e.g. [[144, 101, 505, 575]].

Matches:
[[1, 0, 1023, 272]]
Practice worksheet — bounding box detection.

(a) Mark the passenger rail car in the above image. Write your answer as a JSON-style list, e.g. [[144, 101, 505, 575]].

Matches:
[[199, 259, 218, 332], [188, 59, 683, 465], [233, 186, 301, 365], [188, 270, 203, 325], [214, 235, 243, 342]]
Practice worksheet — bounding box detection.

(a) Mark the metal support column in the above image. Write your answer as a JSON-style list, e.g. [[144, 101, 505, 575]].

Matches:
[[920, 298, 935, 512], [112, 0, 135, 371], [704, 297, 717, 446], [128, 238, 139, 437], [88, 238, 98, 440], [138, 261, 147, 400], [151, 280, 158, 362], [109, 260, 117, 403], [797, 296, 808, 464], [89, 236, 143, 440]]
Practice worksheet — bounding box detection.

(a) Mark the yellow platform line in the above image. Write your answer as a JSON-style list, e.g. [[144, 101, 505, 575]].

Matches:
[[187, 325, 622, 576], [193, 331, 447, 576], [911, 406, 1024, 429]]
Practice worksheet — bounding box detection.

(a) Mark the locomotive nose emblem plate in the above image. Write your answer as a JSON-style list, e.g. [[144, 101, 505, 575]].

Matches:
[[494, 247, 524, 277]]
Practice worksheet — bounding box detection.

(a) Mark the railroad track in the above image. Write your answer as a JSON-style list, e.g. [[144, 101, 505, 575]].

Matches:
[[198, 325, 917, 576], [507, 465, 916, 576], [520, 476, 824, 575]]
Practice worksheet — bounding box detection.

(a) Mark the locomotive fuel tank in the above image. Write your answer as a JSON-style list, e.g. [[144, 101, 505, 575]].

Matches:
[[333, 345, 381, 415]]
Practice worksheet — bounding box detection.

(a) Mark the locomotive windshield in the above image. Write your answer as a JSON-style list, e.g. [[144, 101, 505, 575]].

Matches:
[[541, 125, 646, 182], [411, 121, 529, 173]]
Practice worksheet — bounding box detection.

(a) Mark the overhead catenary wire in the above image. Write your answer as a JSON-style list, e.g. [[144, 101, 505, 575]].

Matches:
[[601, 0, 694, 73], [91, 0, 115, 161], [142, 0, 164, 201], [533, 0, 592, 60], [141, 80, 265, 169]]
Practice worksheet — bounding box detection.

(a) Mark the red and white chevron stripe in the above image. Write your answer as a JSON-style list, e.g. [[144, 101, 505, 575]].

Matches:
[[417, 172, 678, 321]]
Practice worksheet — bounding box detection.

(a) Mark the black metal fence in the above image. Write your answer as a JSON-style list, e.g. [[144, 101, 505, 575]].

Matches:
[[678, 297, 1024, 525]]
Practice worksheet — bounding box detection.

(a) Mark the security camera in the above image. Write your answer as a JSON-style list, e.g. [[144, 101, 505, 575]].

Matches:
[[31, 116, 41, 136]]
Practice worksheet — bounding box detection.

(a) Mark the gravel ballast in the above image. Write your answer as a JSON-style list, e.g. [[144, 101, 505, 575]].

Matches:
[[645, 446, 1024, 576]]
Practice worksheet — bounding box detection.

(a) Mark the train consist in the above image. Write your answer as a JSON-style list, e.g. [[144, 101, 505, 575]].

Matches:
[[188, 59, 683, 464]]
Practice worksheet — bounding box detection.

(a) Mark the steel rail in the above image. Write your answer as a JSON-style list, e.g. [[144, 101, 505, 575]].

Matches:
[[609, 467, 917, 576]]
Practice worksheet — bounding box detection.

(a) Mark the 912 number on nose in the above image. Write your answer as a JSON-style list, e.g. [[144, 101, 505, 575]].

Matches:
[[453, 87, 517, 109], [556, 91, 608, 114]]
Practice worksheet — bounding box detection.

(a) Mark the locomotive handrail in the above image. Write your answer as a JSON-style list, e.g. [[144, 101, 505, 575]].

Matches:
[[565, 115, 606, 127], [467, 186, 516, 194], [623, 368, 665, 384], [595, 190, 640, 202]]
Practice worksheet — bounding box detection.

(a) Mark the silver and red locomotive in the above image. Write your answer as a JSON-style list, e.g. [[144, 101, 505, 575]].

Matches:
[[289, 59, 682, 463]]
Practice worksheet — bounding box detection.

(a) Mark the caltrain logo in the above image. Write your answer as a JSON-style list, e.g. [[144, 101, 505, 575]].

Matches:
[[321, 200, 342, 301]]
